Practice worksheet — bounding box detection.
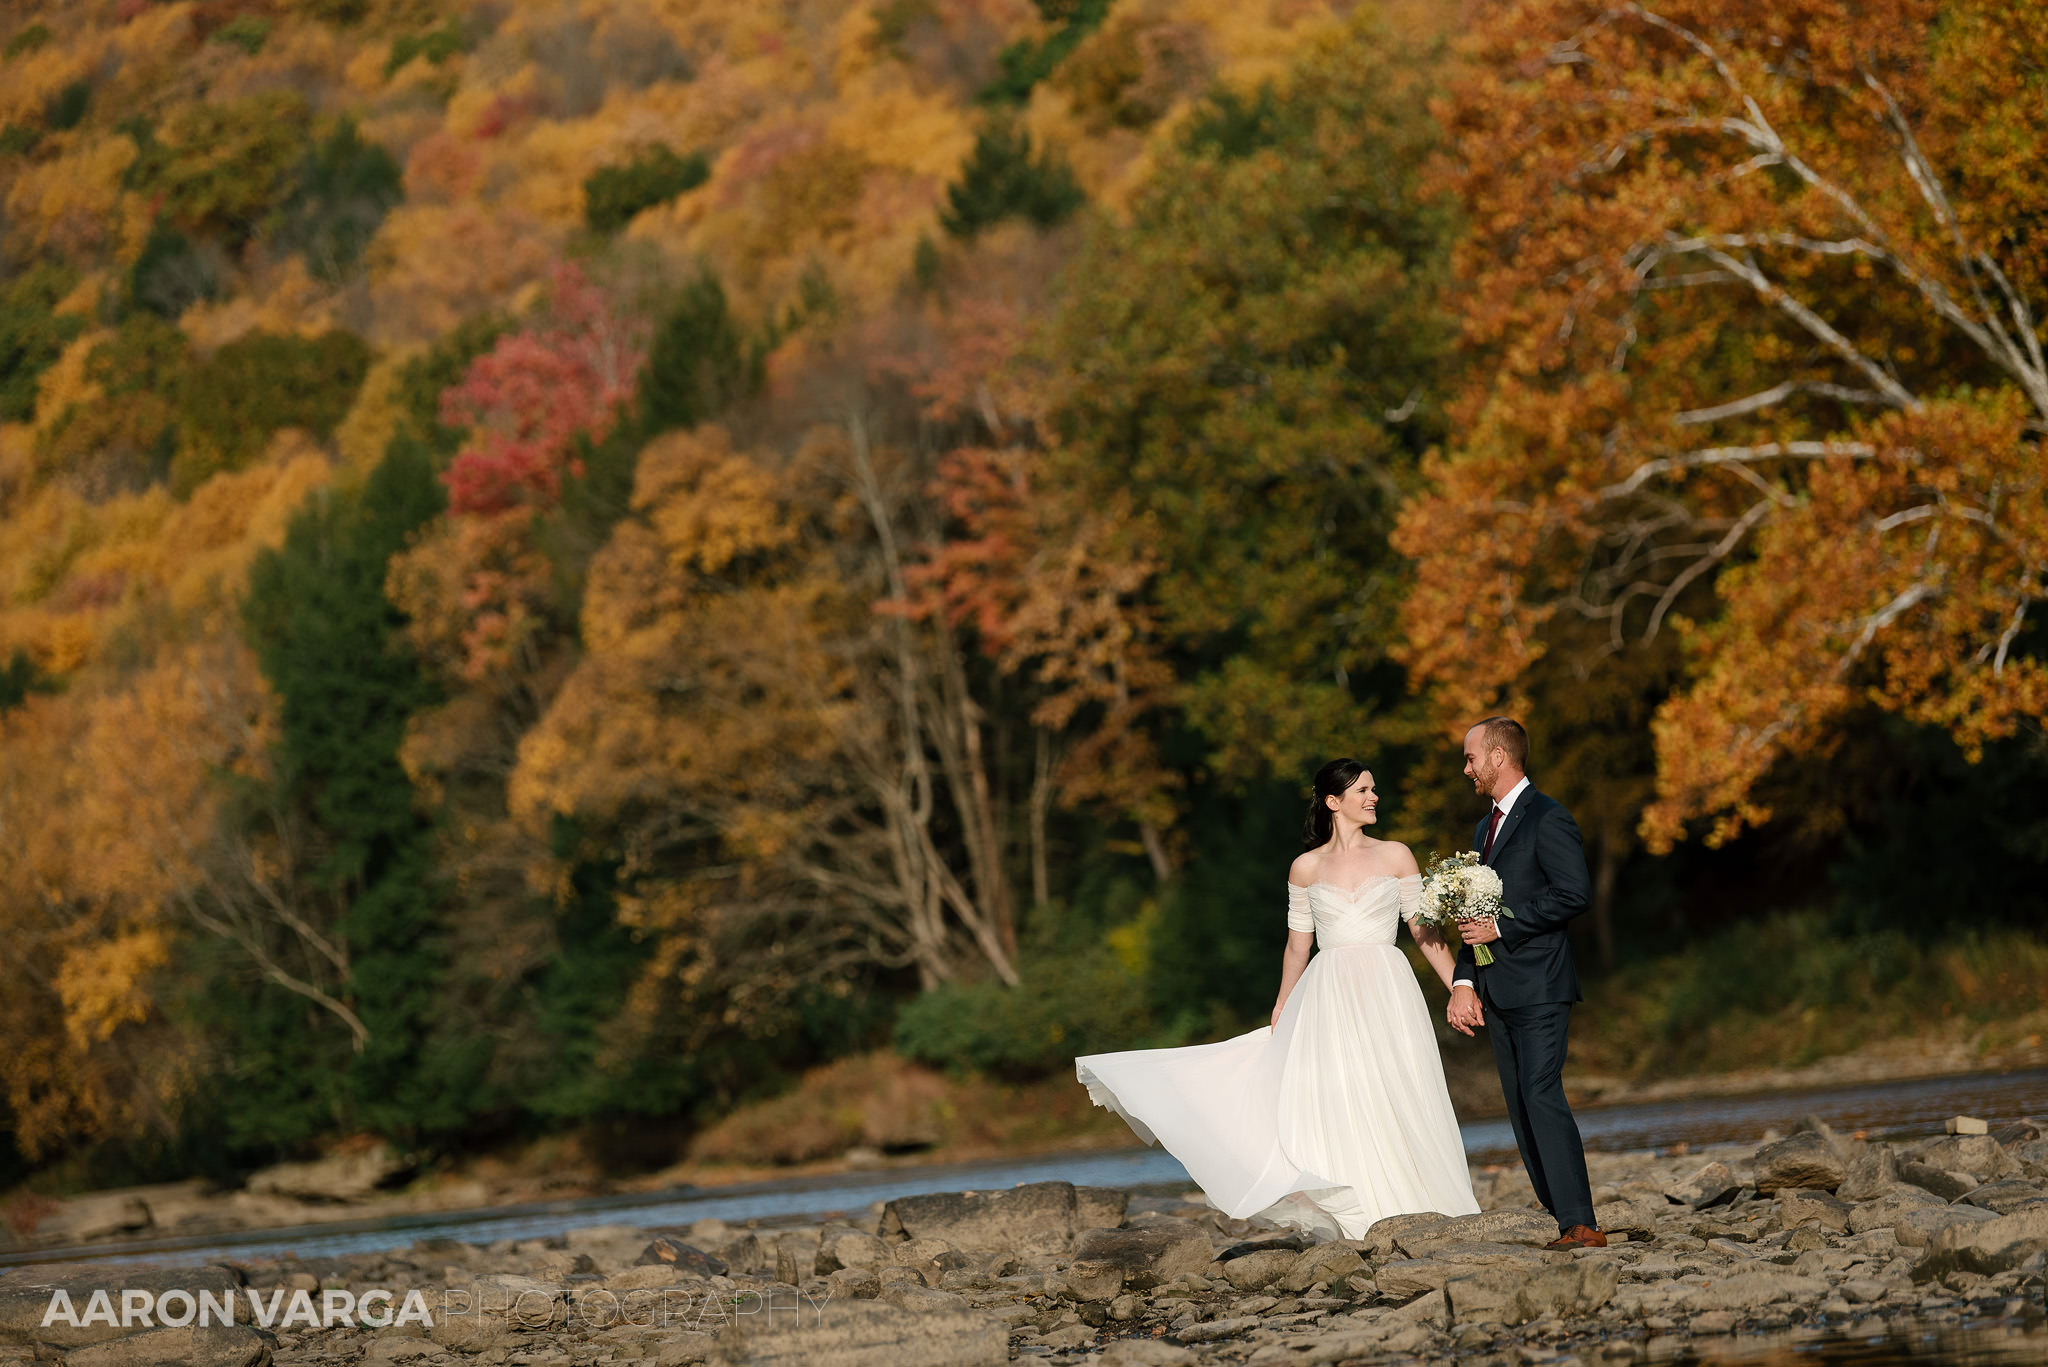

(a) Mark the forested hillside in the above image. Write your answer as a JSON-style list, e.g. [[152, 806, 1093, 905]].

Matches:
[[1, 0, 2043, 1190]]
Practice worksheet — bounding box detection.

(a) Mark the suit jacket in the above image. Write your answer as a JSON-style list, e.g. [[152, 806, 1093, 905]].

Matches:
[[1456, 787, 1591, 1008]]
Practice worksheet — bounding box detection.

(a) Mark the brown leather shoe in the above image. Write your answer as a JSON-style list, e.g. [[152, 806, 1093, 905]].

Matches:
[[1544, 1225, 1608, 1250]]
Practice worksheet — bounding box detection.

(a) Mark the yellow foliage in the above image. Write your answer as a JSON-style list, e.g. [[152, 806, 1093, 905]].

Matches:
[[56, 929, 172, 1048], [4, 135, 138, 257], [369, 203, 559, 344], [0, 39, 96, 127], [333, 346, 422, 476], [31, 328, 109, 434], [179, 258, 344, 350], [153, 435, 333, 620]]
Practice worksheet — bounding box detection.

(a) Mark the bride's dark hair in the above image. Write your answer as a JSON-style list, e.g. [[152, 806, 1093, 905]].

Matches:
[[1303, 758, 1370, 851]]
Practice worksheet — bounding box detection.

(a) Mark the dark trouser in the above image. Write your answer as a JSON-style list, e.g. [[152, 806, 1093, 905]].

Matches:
[[1486, 998, 1596, 1231]]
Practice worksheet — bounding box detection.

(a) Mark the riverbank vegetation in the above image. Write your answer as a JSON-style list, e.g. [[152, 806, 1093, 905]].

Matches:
[[0, 0, 2043, 1199]]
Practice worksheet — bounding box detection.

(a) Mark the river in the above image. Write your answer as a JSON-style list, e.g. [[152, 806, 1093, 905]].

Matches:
[[9, 1066, 2043, 1271]]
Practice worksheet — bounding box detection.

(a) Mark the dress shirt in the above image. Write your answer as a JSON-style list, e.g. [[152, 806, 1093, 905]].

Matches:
[[1453, 774, 1530, 991]]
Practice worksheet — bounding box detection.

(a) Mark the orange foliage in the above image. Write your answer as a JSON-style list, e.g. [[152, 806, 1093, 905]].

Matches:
[[1396, 0, 2048, 850]]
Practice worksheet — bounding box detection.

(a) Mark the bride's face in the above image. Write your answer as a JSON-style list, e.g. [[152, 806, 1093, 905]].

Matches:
[[1326, 771, 1378, 826]]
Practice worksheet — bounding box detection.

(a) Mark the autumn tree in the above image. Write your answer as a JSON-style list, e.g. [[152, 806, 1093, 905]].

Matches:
[[1397, 0, 2048, 854], [1031, 16, 1455, 811]]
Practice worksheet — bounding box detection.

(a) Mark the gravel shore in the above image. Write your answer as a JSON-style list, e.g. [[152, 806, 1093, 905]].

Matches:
[[3, 1117, 2045, 1367]]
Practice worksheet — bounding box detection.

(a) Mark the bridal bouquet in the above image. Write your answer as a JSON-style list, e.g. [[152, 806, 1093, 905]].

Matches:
[[1417, 851, 1513, 966]]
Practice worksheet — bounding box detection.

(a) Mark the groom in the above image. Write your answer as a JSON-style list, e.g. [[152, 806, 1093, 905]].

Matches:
[[1445, 717, 1605, 1250]]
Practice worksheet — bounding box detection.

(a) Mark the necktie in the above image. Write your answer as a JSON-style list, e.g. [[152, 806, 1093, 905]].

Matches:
[[1482, 805, 1502, 861]]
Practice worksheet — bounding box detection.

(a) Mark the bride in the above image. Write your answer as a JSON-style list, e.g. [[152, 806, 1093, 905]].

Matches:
[[1074, 758, 1479, 1239]]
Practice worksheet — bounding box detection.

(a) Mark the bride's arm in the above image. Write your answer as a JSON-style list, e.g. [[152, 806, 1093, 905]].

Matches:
[[1271, 924, 1313, 1027], [1273, 864, 1317, 1026], [1410, 921, 1459, 992]]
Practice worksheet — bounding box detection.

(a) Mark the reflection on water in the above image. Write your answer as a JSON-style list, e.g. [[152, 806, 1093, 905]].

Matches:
[[1637, 1321, 2048, 1367]]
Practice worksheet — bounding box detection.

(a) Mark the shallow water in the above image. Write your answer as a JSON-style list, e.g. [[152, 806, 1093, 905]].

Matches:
[[7, 1067, 2044, 1270]]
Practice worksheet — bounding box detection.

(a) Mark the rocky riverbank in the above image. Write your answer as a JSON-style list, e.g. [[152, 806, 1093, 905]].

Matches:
[[2, 1117, 2045, 1367]]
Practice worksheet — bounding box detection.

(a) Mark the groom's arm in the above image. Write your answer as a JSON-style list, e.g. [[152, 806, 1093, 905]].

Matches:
[[1498, 803, 1591, 948]]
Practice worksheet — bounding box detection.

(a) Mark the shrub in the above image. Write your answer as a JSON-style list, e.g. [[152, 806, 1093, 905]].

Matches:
[[172, 330, 370, 492], [583, 145, 709, 234], [268, 117, 403, 281], [45, 80, 88, 131], [0, 261, 84, 422], [3, 23, 50, 60], [127, 92, 308, 241], [211, 15, 271, 54], [386, 19, 466, 77], [939, 120, 1084, 239], [128, 219, 222, 319], [892, 941, 1156, 1080]]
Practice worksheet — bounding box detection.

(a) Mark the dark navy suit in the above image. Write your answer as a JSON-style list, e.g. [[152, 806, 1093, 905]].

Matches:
[[1455, 785, 1597, 1231]]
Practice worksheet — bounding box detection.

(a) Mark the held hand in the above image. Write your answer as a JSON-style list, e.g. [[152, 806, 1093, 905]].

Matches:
[[1459, 916, 1501, 946], [1446, 985, 1484, 1036]]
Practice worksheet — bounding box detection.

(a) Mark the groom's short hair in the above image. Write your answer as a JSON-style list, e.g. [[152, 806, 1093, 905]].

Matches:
[[1476, 716, 1529, 770]]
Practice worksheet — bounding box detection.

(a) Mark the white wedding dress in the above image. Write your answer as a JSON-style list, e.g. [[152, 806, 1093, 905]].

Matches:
[[1075, 874, 1478, 1239]]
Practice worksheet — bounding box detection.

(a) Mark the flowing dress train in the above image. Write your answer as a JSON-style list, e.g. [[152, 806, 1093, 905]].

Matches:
[[1074, 874, 1478, 1240]]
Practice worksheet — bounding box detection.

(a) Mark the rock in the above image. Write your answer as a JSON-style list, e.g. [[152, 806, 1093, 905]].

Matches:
[[1108, 1292, 1145, 1320], [815, 1232, 890, 1274], [1062, 1259, 1125, 1303], [1075, 1187, 1129, 1230], [244, 1143, 408, 1202], [1385, 1287, 1448, 1328], [1218, 1249, 1298, 1291], [1441, 1260, 1619, 1327], [1358, 1212, 1454, 1258], [2019, 1140, 2048, 1180], [1690, 1268, 1826, 1311], [715, 1233, 768, 1276], [1752, 1133, 1846, 1194], [1666, 1161, 1740, 1209], [1892, 1203, 2001, 1248], [1374, 1260, 1454, 1299], [1174, 1315, 1260, 1343], [1840, 1279, 1889, 1304], [0, 1263, 243, 1348], [1846, 1188, 1945, 1234], [1898, 1162, 1979, 1202], [1910, 1207, 2048, 1283], [1275, 1242, 1368, 1293], [1913, 1135, 2021, 1180], [1791, 1114, 1847, 1156], [1069, 1225, 1215, 1290], [710, 1293, 1005, 1367], [1777, 1189, 1853, 1234], [1993, 1121, 2041, 1147], [607, 1265, 677, 1290], [1395, 1239, 1545, 1269], [889, 1237, 965, 1284], [1689, 1310, 1738, 1334], [1946, 1116, 1990, 1136], [1036, 1324, 1098, 1349], [877, 1283, 966, 1315], [1099, 1340, 1193, 1367], [826, 1267, 880, 1301], [878, 1181, 1078, 1258], [638, 1237, 729, 1278], [1422, 1209, 1560, 1247], [365, 1337, 434, 1363], [1961, 1181, 2048, 1214], [1838, 1145, 1901, 1201], [65, 1325, 271, 1367], [1593, 1200, 1666, 1239], [21, 1192, 155, 1245]]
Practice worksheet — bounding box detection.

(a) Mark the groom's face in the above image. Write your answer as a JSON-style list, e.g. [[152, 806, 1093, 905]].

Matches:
[[1462, 727, 1501, 797]]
